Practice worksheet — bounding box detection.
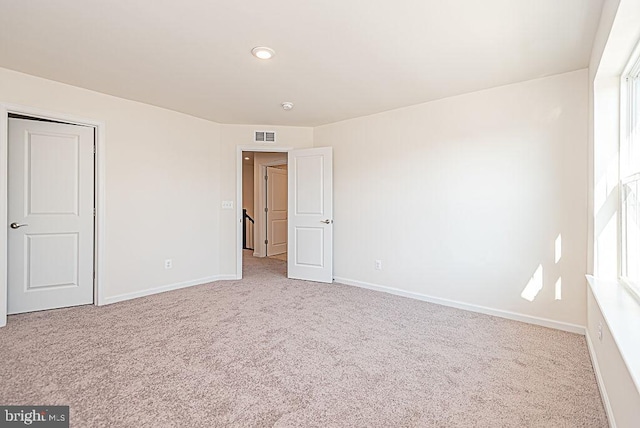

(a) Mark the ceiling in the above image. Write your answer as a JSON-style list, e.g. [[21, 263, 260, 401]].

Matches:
[[0, 0, 604, 126]]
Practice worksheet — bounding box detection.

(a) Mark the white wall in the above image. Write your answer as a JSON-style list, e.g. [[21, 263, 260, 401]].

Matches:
[[315, 70, 588, 329], [218, 124, 313, 276], [587, 0, 640, 426], [0, 69, 315, 313], [0, 67, 222, 305], [242, 159, 254, 217]]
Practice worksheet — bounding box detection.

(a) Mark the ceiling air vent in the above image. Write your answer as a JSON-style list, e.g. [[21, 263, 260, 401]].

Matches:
[[254, 131, 276, 143]]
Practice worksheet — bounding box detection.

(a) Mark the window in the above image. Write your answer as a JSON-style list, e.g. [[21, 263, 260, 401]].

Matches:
[[620, 49, 640, 298]]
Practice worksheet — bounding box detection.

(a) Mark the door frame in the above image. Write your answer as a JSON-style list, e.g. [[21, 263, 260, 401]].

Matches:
[[0, 103, 107, 327], [236, 145, 291, 279]]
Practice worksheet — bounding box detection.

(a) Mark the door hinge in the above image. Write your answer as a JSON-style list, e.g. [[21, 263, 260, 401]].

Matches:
[[93, 208, 96, 216], [93, 144, 96, 154], [264, 207, 268, 213], [265, 175, 268, 180], [264, 239, 268, 244]]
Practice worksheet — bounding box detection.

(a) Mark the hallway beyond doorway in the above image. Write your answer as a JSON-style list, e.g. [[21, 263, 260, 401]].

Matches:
[[268, 253, 287, 262]]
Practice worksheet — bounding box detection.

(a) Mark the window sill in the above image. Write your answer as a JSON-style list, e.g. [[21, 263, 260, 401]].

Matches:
[[586, 275, 640, 393]]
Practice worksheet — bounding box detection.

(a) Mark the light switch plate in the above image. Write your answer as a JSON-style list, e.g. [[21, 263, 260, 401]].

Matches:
[[221, 201, 234, 209]]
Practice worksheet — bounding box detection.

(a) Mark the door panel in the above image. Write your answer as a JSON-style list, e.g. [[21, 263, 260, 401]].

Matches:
[[272, 220, 287, 246], [288, 147, 333, 283], [8, 118, 95, 314], [294, 156, 324, 214], [28, 133, 80, 215], [27, 233, 79, 289], [267, 166, 288, 256], [294, 228, 324, 266]]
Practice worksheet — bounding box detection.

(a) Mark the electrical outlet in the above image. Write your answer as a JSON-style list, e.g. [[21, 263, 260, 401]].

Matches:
[[165, 259, 173, 269], [597, 321, 603, 341], [375, 260, 383, 270], [221, 201, 234, 209]]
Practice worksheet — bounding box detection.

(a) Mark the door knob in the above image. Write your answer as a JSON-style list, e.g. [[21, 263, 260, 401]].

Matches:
[[10, 222, 28, 229], [320, 219, 332, 224]]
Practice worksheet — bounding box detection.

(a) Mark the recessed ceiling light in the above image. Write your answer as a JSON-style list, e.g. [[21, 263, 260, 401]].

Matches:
[[281, 102, 294, 111], [251, 46, 275, 60]]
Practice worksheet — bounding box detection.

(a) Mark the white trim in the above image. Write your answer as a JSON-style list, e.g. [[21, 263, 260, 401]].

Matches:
[[235, 145, 291, 279], [95, 121, 107, 306], [0, 103, 106, 326], [586, 331, 617, 428], [334, 276, 586, 334], [621, 37, 640, 77], [102, 275, 237, 305], [619, 53, 640, 296], [0, 107, 8, 327], [586, 275, 640, 393]]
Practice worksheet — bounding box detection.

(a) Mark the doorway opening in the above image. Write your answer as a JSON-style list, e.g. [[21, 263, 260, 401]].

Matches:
[[236, 145, 333, 284], [241, 150, 288, 274]]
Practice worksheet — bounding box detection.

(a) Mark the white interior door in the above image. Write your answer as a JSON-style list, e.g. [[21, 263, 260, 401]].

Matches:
[[287, 147, 333, 283], [8, 118, 95, 314], [266, 166, 287, 256]]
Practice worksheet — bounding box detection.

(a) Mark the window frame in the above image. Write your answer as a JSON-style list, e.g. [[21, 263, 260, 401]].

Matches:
[[619, 43, 640, 301]]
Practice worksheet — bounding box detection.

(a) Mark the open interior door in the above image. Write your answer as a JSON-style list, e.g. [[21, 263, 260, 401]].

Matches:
[[287, 147, 333, 283], [266, 166, 287, 256]]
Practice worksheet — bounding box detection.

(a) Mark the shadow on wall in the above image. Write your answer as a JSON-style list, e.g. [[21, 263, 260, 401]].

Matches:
[[594, 153, 619, 278]]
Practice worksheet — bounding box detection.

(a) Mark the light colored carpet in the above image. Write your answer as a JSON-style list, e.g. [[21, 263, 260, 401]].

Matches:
[[0, 251, 607, 427]]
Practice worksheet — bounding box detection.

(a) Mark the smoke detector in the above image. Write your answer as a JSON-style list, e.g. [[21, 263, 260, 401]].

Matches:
[[281, 102, 294, 111]]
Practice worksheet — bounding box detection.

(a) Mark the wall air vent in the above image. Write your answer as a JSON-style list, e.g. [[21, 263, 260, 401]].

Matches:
[[254, 131, 276, 143]]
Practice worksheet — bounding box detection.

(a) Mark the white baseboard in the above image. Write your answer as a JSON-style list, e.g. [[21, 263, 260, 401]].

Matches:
[[586, 331, 617, 428], [216, 274, 240, 281], [333, 276, 586, 335], [102, 275, 237, 305]]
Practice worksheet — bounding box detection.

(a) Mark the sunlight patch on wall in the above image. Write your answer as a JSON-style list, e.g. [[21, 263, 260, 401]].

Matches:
[[594, 156, 618, 213], [596, 213, 618, 279], [555, 234, 562, 264], [521, 264, 543, 302], [555, 277, 562, 300]]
